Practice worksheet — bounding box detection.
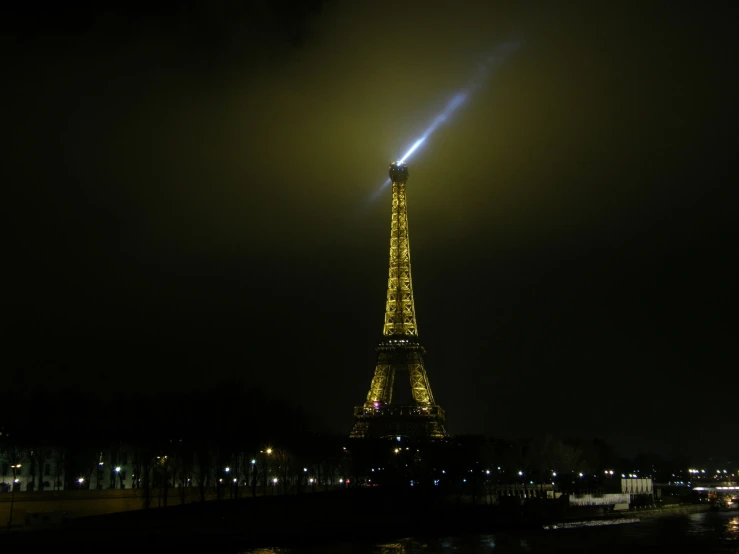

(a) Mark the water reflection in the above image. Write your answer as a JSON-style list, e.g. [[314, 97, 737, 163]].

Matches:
[[726, 516, 738, 541], [239, 511, 739, 553], [375, 536, 497, 552], [376, 538, 425, 553], [239, 549, 291, 554], [376, 543, 408, 552], [543, 517, 640, 530], [686, 512, 710, 536]]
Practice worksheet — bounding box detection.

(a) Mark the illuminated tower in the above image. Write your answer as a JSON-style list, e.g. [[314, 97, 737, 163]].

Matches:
[[350, 162, 447, 439]]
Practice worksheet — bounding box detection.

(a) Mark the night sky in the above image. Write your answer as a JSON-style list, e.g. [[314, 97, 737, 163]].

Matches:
[[4, 2, 737, 458]]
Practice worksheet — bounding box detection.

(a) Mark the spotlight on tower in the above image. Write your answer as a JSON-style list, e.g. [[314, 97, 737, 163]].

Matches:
[[398, 138, 426, 164], [373, 39, 521, 197], [389, 161, 409, 182]]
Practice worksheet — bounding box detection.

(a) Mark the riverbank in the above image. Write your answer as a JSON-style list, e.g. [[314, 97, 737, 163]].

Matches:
[[0, 486, 284, 524], [0, 489, 712, 551]]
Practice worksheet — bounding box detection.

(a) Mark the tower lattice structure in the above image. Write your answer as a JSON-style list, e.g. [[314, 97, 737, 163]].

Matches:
[[350, 162, 447, 439]]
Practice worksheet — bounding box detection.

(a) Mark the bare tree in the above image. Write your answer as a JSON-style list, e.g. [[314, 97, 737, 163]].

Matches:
[[172, 440, 194, 505], [32, 446, 51, 491], [132, 446, 155, 508], [5, 446, 25, 491], [525, 434, 558, 493], [193, 442, 214, 503], [273, 448, 292, 495], [25, 448, 38, 491], [234, 450, 251, 500], [69, 446, 100, 490], [556, 442, 588, 477], [51, 448, 66, 490], [321, 457, 337, 491], [338, 452, 352, 486], [107, 444, 125, 489]]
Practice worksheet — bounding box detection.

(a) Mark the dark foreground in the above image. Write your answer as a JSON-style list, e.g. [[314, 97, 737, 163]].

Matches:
[[0, 489, 712, 552]]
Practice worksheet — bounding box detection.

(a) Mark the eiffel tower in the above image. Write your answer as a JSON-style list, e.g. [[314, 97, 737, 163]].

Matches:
[[350, 162, 447, 439]]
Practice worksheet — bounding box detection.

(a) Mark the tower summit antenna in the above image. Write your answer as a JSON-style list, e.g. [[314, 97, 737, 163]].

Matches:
[[350, 162, 447, 439]]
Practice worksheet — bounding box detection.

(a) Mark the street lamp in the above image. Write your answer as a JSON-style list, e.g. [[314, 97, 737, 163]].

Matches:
[[259, 449, 273, 495], [7, 464, 21, 527]]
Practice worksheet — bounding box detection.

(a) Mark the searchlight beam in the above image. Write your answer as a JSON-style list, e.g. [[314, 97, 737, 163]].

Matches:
[[376, 39, 521, 193]]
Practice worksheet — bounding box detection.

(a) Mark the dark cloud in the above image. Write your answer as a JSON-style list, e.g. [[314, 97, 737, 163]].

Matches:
[[3, 1, 737, 457]]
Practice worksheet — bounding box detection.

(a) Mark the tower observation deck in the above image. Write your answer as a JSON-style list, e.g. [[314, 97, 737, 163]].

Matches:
[[350, 162, 447, 439]]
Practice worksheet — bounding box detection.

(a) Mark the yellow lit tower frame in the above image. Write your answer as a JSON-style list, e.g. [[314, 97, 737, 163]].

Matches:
[[350, 162, 447, 439]]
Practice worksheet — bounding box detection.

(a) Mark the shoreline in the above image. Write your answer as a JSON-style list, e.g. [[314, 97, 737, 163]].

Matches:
[[0, 491, 712, 551]]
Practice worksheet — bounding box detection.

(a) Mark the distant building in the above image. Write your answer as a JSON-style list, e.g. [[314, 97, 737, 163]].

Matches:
[[621, 477, 653, 496], [87, 448, 135, 490], [0, 448, 66, 492]]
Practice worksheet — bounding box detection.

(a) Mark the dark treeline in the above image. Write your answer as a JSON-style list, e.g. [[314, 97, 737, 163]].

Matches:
[[1, 377, 698, 503], [1, 378, 352, 504]]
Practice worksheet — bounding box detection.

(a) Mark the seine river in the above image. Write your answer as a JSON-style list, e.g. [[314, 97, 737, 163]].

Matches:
[[240, 511, 739, 553]]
